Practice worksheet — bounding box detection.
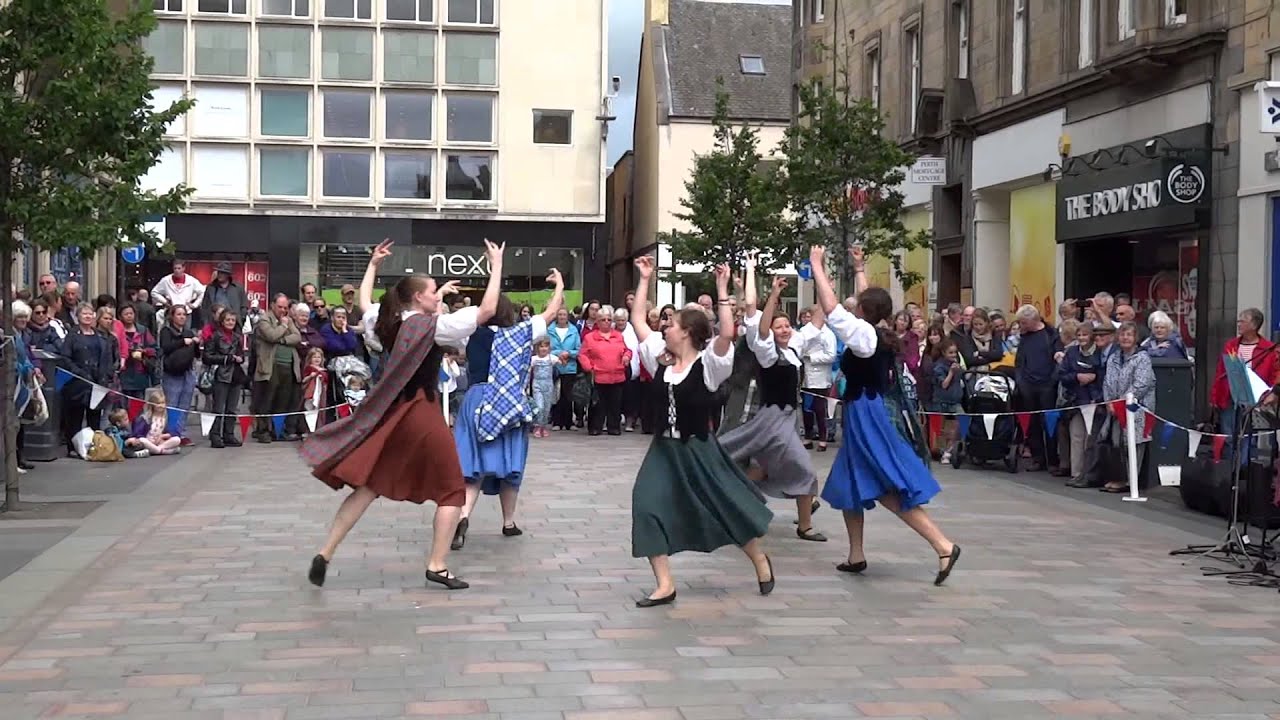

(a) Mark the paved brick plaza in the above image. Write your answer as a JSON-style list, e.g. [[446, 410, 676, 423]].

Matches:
[[0, 434, 1278, 719]]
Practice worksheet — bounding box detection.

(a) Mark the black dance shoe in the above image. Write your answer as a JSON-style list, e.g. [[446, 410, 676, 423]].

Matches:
[[450, 517, 469, 551], [934, 545, 961, 586], [502, 523, 523, 537], [426, 568, 469, 590], [758, 556, 775, 596], [836, 560, 868, 574], [308, 555, 328, 587], [636, 591, 676, 608]]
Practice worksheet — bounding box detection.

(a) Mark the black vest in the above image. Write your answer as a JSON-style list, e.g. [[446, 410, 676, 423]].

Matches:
[[839, 331, 895, 401], [656, 358, 718, 441], [758, 349, 800, 410]]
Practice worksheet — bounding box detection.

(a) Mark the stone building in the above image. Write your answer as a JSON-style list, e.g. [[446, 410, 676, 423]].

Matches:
[[796, 0, 1244, 407]]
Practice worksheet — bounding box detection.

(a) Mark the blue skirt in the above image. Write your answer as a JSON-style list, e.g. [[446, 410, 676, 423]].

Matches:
[[454, 384, 530, 494], [821, 394, 941, 513]]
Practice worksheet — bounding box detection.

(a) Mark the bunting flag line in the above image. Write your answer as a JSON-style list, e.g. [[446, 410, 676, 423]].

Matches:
[[166, 408, 183, 434], [272, 415, 286, 437], [336, 404, 353, 419], [1211, 434, 1226, 461], [89, 384, 109, 410], [304, 410, 319, 433], [1143, 411, 1157, 441], [1159, 422, 1176, 449], [50, 367, 355, 419], [238, 415, 254, 440], [927, 413, 943, 439], [957, 414, 971, 439], [982, 414, 997, 439], [1110, 399, 1128, 430], [1043, 410, 1060, 439], [200, 413, 216, 438], [1187, 429, 1203, 458], [1014, 412, 1031, 438], [1080, 404, 1096, 436]]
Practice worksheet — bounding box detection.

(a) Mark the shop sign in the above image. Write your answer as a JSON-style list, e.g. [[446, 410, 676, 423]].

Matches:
[[1257, 81, 1280, 134], [424, 251, 490, 277], [1056, 157, 1211, 243], [910, 157, 946, 185]]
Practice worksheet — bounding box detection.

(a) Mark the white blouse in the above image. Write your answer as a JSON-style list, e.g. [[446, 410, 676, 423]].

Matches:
[[402, 306, 481, 347], [825, 305, 879, 359], [636, 332, 734, 391], [741, 309, 802, 368]]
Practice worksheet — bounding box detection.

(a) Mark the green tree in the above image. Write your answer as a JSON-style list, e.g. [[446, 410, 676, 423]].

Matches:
[[661, 84, 791, 280], [783, 76, 932, 292], [0, 0, 193, 509]]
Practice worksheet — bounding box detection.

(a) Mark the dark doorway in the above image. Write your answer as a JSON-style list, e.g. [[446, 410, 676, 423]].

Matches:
[[937, 252, 962, 312]]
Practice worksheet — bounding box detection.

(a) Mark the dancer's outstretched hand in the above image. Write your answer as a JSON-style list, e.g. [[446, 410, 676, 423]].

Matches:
[[809, 245, 826, 267], [546, 268, 564, 288], [713, 263, 731, 289], [483, 239, 505, 267], [771, 275, 788, 294], [634, 255, 655, 278], [437, 280, 460, 299], [850, 244, 865, 268], [370, 239, 393, 267]]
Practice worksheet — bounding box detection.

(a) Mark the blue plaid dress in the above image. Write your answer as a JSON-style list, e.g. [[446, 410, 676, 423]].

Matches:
[[454, 316, 543, 494]]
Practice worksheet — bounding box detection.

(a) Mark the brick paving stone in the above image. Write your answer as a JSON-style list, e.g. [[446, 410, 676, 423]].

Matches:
[[0, 436, 1276, 719]]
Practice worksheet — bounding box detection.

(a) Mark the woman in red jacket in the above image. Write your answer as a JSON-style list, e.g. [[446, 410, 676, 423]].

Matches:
[[579, 305, 632, 436], [1211, 308, 1279, 434]]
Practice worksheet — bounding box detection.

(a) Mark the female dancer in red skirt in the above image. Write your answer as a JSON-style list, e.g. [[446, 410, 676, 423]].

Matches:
[[299, 238, 505, 590]]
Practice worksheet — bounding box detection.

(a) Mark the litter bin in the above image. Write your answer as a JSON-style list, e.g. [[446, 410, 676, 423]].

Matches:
[[1147, 356, 1195, 489], [23, 349, 63, 463]]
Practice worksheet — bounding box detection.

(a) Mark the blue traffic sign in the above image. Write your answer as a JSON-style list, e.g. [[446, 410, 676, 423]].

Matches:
[[796, 259, 813, 281], [121, 245, 146, 264]]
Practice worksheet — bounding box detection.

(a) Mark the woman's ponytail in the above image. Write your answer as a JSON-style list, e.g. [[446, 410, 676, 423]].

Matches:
[[375, 281, 405, 350]]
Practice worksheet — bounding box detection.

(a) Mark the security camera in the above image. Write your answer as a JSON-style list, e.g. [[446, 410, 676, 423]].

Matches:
[[1144, 139, 1158, 156], [611, 76, 622, 93]]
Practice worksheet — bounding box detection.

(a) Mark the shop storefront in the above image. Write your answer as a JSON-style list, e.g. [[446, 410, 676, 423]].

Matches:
[[132, 215, 604, 311], [1055, 124, 1211, 359]]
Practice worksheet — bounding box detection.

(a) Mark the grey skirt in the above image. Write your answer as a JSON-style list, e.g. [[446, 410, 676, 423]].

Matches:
[[718, 404, 820, 500]]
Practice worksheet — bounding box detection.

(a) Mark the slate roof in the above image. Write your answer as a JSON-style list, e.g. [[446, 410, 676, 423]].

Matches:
[[658, 0, 792, 122]]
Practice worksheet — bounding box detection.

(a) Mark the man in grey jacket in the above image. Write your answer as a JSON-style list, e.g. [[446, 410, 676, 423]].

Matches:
[[206, 261, 248, 321]]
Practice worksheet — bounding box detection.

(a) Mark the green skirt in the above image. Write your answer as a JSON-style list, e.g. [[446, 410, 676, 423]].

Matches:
[[632, 435, 774, 558]]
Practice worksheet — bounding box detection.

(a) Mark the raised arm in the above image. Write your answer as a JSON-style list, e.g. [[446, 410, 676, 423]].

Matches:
[[710, 264, 734, 357], [539, 269, 565, 326], [810, 245, 839, 315], [851, 245, 868, 294], [475, 239, 505, 326], [759, 275, 786, 342], [742, 252, 759, 314], [630, 256, 655, 344], [360, 239, 393, 310]]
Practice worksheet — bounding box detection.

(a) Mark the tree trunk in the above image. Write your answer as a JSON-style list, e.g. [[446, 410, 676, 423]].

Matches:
[[839, 227, 853, 298], [1, 238, 17, 511]]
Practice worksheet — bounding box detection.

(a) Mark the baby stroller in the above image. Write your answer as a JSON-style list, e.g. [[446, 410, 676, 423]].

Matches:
[[329, 355, 372, 411], [950, 370, 1020, 473]]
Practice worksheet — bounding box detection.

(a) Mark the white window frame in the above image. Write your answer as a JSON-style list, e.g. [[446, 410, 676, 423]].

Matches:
[[154, 0, 185, 14], [320, 89, 374, 142], [194, 0, 247, 16], [191, 143, 250, 201], [906, 26, 921, 132], [446, 0, 497, 26], [382, 90, 435, 143], [956, 1, 969, 80], [1079, 0, 1094, 68], [256, 146, 313, 200], [867, 48, 880, 109], [379, 150, 435, 202], [319, 147, 375, 201], [443, 92, 496, 145], [323, 0, 373, 21], [442, 152, 496, 204], [811, 0, 825, 23], [1164, 0, 1187, 26], [1118, 0, 1135, 39], [385, 0, 434, 22], [259, 0, 310, 18], [1011, 0, 1027, 94], [258, 86, 312, 139]]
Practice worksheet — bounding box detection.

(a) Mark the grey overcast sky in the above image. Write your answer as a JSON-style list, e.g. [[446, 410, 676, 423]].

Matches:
[[606, 0, 791, 166]]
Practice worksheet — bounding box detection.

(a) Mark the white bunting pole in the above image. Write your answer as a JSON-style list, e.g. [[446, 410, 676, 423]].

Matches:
[[1123, 393, 1146, 502]]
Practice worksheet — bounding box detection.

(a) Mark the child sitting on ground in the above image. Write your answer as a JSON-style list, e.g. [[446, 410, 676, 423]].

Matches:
[[107, 408, 148, 458], [133, 387, 182, 455]]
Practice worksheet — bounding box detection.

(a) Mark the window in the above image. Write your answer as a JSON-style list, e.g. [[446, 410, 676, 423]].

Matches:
[[197, 0, 247, 14], [142, 147, 185, 194], [1079, 0, 1094, 68], [385, 91, 433, 141], [325, 0, 372, 20], [1165, 0, 1187, 26], [447, 0, 495, 24], [533, 110, 571, 144], [322, 150, 372, 198], [1118, 0, 1135, 39], [444, 154, 493, 201], [384, 152, 434, 199], [905, 26, 921, 132], [387, 0, 432, 21], [445, 94, 494, 142], [739, 55, 765, 75], [192, 145, 249, 199], [153, 0, 184, 12], [384, 30, 435, 82], [194, 23, 248, 77], [811, 0, 825, 23], [445, 34, 497, 85], [261, 0, 309, 17], [143, 22, 185, 75], [191, 85, 249, 138], [259, 147, 310, 196], [258, 26, 311, 78], [148, 84, 187, 136], [1011, 0, 1027, 94], [322, 90, 372, 139], [260, 88, 310, 137], [955, 1, 969, 79], [865, 48, 880, 108], [322, 28, 374, 81]]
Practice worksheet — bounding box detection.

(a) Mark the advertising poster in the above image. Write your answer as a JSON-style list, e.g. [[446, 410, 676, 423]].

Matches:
[[902, 210, 931, 309], [1131, 241, 1197, 352], [1008, 184, 1057, 323], [182, 260, 270, 309]]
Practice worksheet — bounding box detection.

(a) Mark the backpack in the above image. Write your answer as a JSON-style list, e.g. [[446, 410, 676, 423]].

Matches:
[[86, 430, 124, 462]]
